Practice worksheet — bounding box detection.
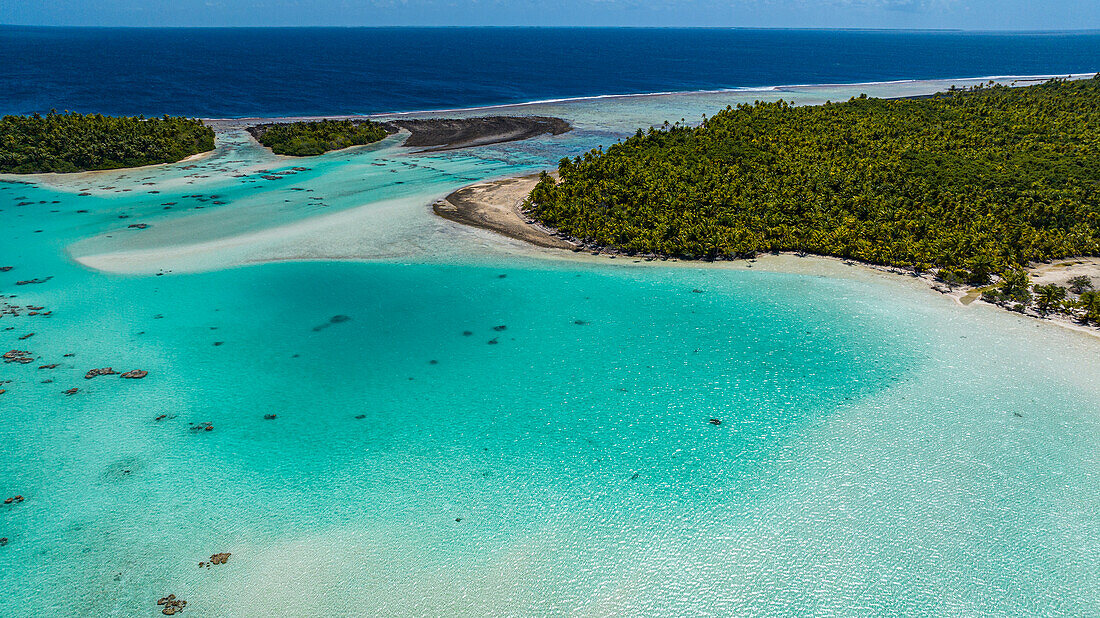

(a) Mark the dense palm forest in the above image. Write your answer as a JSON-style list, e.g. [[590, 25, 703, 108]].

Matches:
[[0, 112, 214, 173], [248, 119, 390, 156], [526, 78, 1100, 283]]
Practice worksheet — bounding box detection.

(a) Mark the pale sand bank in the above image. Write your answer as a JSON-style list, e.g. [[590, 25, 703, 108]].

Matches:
[[433, 174, 575, 250], [1028, 257, 1100, 289], [71, 195, 435, 274]]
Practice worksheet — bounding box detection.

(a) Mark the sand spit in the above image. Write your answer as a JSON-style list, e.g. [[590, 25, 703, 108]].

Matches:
[[434, 174, 574, 250]]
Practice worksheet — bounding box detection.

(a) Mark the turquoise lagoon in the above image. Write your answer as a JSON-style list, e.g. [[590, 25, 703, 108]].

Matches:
[[1, 78, 1099, 616]]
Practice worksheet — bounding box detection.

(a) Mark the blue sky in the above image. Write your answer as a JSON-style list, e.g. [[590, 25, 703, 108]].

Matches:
[[2, 0, 1097, 30]]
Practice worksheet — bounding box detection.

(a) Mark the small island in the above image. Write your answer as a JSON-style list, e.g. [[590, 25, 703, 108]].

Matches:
[[246, 119, 391, 156], [439, 78, 1100, 328], [0, 112, 215, 174], [246, 115, 571, 156]]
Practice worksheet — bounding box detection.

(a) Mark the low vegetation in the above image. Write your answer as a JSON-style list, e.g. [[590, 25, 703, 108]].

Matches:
[[526, 77, 1100, 284], [0, 111, 214, 173], [248, 119, 389, 156], [982, 269, 1100, 324]]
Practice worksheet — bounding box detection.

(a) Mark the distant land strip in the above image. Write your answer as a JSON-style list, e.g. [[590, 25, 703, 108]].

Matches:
[[246, 116, 571, 155]]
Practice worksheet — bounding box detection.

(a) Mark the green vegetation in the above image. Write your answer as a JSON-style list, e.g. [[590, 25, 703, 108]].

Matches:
[[983, 268, 1033, 307], [527, 78, 1100, 282], [1080, 290, 1100, 323], [1068, 275, 1094, 294], [980, 268, 1100, 323], [1033, 284, 1068, 314], [249, 119, 389, 156], [0, 111, 214, 173]]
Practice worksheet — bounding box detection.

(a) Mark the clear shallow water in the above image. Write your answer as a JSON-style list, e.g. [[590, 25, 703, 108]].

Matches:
[[1, 79, 1100, 616]]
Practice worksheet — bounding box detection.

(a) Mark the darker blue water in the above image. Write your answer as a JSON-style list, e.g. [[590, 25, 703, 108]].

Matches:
[[2, 26, 1099, 117]]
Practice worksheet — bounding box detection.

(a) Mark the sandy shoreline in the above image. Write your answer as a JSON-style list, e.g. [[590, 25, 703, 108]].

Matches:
[[0, 148, 219, 185], [437, 174, 1100, 339], [433, 174, 575, 250]]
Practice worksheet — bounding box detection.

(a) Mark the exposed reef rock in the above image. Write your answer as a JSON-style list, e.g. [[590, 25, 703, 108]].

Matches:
[[385, 116, 571, 152], [198, 552, 231, 568], [84, 367, 119, 379], [15, 277, 52, 286], [157, 594, 187, 615], [3, 350, 33, 364]]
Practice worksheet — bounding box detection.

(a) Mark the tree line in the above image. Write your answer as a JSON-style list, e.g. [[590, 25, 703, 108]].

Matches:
[[247, 119, 389, 156], [0, 111, 214, 173], [526, 77, 1100, 285]]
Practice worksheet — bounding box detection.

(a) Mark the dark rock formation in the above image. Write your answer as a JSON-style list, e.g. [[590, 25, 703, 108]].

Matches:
[[387, 116, 571, 152], [157, 594, 187, 615], [3, 350, 33, 364], [15, 277, 52, 286], [85, 367, 119, 379]]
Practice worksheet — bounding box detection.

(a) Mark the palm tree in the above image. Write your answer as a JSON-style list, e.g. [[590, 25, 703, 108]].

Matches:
[[1033, 284, 1067, 314], [1078, 291, 1100, 324], [1068, 275, 1094, 295], [1000, 269, 1031, 304]]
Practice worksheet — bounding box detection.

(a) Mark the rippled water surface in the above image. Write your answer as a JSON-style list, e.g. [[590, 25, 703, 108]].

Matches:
[[1, 79, 1099, 616]]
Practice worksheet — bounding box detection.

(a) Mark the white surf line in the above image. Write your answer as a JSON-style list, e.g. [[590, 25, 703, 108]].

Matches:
[[199, 72, 1099, 122]]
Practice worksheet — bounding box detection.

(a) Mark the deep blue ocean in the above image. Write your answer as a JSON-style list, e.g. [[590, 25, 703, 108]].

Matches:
[[2, 26, 1100, 117]]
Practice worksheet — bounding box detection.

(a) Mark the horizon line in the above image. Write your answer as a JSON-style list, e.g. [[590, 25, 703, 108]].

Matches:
[[4, 24, 1100, 34]]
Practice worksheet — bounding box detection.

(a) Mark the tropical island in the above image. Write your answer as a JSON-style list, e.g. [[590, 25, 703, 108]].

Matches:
[[245, 119, 391, 156], [246, 115, 571, 155], [440, 78, 1100, 327], [0, 111, 215, 174]]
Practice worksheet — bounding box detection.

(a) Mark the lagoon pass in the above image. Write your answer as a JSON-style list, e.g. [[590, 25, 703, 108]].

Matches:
[[1, 77, 1099, 616]]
